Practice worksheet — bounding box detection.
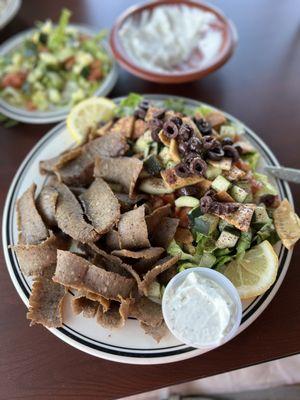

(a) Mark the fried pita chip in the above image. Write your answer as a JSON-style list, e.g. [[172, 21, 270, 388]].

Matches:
[[161, 168, 204, 190], [214, 203, 256, 232], [273, 199, 300, 250]]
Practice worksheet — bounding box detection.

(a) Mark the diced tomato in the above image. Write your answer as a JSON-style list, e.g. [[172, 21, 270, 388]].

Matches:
[[1, 72, 27, 89], [26, 100, 37, 111], [175, 207, 191, 228], [88, 59, 102, 81], [150, 196, 164, 210], [234, 159, 251, 172], [64, 56, 75, 70], [250, 178, 263, 194], [161, 194, 175, 205]]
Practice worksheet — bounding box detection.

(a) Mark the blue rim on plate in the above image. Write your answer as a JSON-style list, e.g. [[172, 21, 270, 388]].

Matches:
[[0, 24, 118, 124], [2, 95, 293, 364]]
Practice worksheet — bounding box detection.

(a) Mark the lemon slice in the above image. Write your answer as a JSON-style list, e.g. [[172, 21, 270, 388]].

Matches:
[[273, 199, 300, 250], [224, 241, 278, 299], [66, 97, 116, 144]]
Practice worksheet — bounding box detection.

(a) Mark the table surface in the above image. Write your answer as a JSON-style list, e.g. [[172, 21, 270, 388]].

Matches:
[[1, 0, 300, 399]]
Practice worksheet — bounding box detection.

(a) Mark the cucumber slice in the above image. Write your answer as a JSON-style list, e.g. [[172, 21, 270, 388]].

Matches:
[[206, 165, 222, 180], [188, 206, 203, 223], [144, 155, 163, 176], [211, 175, 231, 192], [175, 196, 200, 208], [139, 177, 173, 195], [193, 214, 219, 235], [229, 185, 248, 203]]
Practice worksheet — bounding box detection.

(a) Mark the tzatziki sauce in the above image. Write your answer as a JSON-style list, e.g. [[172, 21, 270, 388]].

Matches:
[[118, 5, 223, 73], [163, 271, 237, 348]]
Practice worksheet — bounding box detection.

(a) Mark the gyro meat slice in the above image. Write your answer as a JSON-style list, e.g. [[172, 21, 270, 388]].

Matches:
[[17, 183, 49, 245], [53, 251, 135, 301], [118, 205, 150, 249], [13, 234, 70, 277], [27, 272, 66, 328], [140, 321, 168, 343], [104, 230, 121, 250], [80, 178, 120, 235], [54, 182, 99, 243], [94, 156, 143, 199], [146, 204, 171, 238], [140, 255, 180, 295], [72, 297, 99, 318], [129, 297, 163, 328], [36, 186, 58, 228], [111, 247, 165, 262], [96, 298, 131, 329], [149, 217, 179, 249]]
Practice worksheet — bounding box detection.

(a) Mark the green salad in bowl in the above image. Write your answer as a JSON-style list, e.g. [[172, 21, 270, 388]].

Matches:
[[0, 9, 117, 123]]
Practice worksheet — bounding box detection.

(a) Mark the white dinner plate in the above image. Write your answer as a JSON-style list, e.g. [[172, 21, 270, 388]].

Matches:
[[0, 25, 118, 124], [2, 95, 293, 364]]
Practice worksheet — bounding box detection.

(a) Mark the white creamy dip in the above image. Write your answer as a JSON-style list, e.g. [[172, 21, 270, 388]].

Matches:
[[118, 5, 223, 73], [164, 271, 236, 347]]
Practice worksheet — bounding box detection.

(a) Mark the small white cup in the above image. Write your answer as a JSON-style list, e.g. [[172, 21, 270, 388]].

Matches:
[[162, 267, 242, 349]]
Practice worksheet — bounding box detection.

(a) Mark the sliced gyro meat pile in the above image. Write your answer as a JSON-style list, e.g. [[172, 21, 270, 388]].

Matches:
[[40, 131, 129, 187], [118, 205, 150, 249]]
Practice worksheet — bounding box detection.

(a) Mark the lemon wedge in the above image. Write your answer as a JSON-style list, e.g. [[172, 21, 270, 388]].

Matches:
[[66, 97, 116, 144], [273, 199, 300, 250], [224, 240, 278, 299]]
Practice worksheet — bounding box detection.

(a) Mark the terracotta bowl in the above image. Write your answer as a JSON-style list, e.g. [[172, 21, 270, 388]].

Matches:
[[110, 0, 238, 84]]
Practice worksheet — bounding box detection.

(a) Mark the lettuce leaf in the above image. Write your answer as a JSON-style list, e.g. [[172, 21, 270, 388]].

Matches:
[[48, 8, 71, 50], [115, 93, 143, 117]]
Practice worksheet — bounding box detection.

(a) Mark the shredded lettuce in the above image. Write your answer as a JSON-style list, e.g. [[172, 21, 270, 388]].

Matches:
[[163, 98, 194, 116], [193, 105, 213, 117], [48, 8, 71, 50], [115, 93, 143, 117]]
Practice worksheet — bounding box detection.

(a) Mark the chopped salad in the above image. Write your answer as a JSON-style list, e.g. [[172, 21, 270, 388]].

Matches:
[[0, 9, 111, 111], [12, 94, 300, 341]]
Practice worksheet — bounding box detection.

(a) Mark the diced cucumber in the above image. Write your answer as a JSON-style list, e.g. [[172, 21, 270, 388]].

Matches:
[[133, 130, 152, 154], [208, 158, 232, 171], [206, 165, 222, 180], [211, 175, 231, 192], [253, 205, 270, 224], [188, 206, 203, 223], [193, 214, 219, 235], [216, 229, 240, 249], [139, 177, 173, 195], [175, 196, 200, 208], [218, 219, 234, 232], [219, 125, 236, 138], [229, 185, 248, 203], [144, 155, 163, 176]]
